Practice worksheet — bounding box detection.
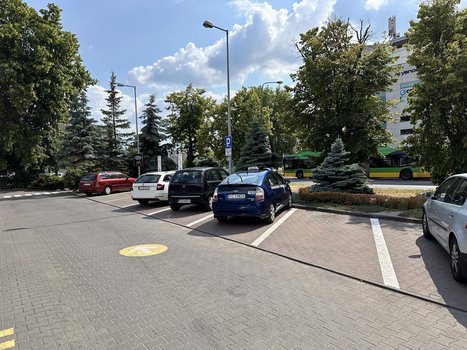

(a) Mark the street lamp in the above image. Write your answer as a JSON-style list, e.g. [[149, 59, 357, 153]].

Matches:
[[260, 80, 282, 119], [116, 82, 140, 176], [203, 20, 232, 173]]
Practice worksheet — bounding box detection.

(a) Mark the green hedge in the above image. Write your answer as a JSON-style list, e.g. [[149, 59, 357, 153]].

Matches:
[[298, 188, 423, 210], [28, 175, 65, 190]]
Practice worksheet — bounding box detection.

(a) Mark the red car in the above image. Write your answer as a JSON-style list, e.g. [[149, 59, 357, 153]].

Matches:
[[79, 171, 136, 195]]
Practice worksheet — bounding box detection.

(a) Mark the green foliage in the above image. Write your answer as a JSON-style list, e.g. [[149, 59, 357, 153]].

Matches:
[[57, 91, 102, 172], [299, 188, 423, 210], [236, 119, 282, 170], [165, 84, 214, 167], [195, 157, 220, 167], [28, 175, 65, 190], [289, 17, 396, 163], [311, 138, 373, 194], [100, 72, 132, 171], [405, 0, 467, 183], [0, 0, 94, 185], [63, 167, 85, 190]]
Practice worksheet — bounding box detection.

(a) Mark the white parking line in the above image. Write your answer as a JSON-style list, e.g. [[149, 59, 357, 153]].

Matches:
[[147, 208, 171, 216], [186, 213, 214, 227], [3, 195, 12, 199], [251, 209, 296, 247], [120, 203, 137, 208], [370, 218, 400, 289]]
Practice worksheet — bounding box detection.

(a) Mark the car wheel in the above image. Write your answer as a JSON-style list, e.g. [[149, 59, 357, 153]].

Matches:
[[104, 186, 111, 195], [138, 199, 149, 206], [204, 195, 213, 211], [450, 237, 466, 283], [286, 193, 293, 209], [422, 211, 433, 239], [400, 169, 412, 180], [264, 203, 276, 224], [296, 170, 304, 179], [216, 216, 228, 222], [170, 203, 181, 211]]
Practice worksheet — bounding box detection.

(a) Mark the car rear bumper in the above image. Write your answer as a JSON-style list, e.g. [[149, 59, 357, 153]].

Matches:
[[212, 202, 269, 219], [132, 191, 167, 201], [169, 195, 206, 206]]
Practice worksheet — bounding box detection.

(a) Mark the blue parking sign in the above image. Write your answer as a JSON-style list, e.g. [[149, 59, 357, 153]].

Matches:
[[224, 136, 232, 148]]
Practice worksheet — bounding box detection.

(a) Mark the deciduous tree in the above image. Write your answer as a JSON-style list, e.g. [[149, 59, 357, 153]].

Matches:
[[290, 17, 396, 163], [405, 0, 467, 182], [0, 0, 93, 184]]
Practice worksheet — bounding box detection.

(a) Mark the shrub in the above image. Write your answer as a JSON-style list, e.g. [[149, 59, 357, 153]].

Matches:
[[63, 168, 85, 190], [298, 187, 423, 210], [28, 174, 65, 190]]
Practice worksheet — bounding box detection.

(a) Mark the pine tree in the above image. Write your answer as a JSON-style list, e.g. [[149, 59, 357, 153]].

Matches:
[[236, 119, 281, 170], [57, 91, 101, 172], [311, 138, 373, 194], [139, 94, 174, 171], [100, 72, 132, 170]]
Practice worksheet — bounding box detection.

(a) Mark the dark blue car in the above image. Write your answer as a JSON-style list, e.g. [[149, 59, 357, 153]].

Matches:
[[212, 169, 292, 223]]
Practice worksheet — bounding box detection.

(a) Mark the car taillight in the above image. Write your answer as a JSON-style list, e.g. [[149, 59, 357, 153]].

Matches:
[[213, 188, 218, 202], [157, 184, 164, 190], [255, 187, 264, 202]]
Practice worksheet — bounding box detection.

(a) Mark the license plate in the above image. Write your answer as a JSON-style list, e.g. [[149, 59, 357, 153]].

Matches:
[[178, 199, 191, 204], [138, 186, 150, 190], [228, 194, 245, 199]]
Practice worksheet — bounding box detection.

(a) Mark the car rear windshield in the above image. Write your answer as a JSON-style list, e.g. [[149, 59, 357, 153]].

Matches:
[[171, 170, 203, 184], [81, 174, 97, 181], [221, 173, 262, 185], [135, 174, 161, 183]]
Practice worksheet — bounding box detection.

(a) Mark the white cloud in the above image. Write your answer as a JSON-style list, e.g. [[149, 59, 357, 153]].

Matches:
[[128, 0, 336, 89], [365, 0, 391, 11]]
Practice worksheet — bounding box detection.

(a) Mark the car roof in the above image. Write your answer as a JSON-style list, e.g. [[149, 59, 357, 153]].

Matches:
[[139, 171, 175, 176], [175, 167, 222, 171]]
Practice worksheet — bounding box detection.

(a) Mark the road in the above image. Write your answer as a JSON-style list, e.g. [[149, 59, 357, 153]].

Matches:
[[1, 190, 466, 349], [289, 177, 437, 189]]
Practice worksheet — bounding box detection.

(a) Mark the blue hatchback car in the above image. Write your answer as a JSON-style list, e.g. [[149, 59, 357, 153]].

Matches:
[[212, 169, 292, 223]]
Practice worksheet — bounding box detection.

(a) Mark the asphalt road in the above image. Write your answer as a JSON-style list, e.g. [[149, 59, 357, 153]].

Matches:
[[1, 191, 466, 349]]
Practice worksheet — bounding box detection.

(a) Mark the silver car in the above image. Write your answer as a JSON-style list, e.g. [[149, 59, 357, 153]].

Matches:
[[131, 171, 175, 205], [422, 173, 467, 282]]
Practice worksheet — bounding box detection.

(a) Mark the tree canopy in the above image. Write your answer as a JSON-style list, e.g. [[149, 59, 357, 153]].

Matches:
[[289, 17, 397, 163], [0, 0, 93, 183], [405, 0, 467, 183]]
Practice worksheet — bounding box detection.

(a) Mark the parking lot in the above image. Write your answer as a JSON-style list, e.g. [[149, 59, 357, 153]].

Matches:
[[80, 190, 467, 312]]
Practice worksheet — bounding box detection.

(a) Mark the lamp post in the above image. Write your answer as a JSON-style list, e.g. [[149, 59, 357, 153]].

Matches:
[[116, 83, 140, 176], [260, 80, 282, 120], [203, 20, 232, 173]]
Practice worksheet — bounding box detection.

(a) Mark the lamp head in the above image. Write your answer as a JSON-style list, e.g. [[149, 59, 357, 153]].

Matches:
[[203, 20, 214, 28], [277, 81, 283, 84]]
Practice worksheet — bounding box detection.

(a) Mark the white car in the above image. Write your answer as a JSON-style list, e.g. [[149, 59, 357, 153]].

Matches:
[[131, 171, 175, 205], [422, 173, 467, 282]]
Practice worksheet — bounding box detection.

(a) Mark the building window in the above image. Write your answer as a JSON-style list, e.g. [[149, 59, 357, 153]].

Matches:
[[400, 129, 413, 135], [400, 116, 411, 122]]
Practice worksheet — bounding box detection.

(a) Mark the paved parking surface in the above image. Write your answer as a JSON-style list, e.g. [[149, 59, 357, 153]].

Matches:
[[76, 190, 467, 312], [1, 190, 467, 349]]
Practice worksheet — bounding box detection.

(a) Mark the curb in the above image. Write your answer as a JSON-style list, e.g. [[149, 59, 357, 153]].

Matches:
[[292, 203, 422, 224]]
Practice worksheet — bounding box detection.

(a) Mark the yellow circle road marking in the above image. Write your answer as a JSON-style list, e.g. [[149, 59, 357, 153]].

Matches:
[[119, 244, 168, 257]]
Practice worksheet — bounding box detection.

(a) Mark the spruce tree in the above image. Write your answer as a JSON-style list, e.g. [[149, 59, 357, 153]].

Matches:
[[100, 72, 132, 170], [311, 138, 373, 194], [236, 119, 281, 170], [58, 91, 101, 172], [139, 94, 173, 171]]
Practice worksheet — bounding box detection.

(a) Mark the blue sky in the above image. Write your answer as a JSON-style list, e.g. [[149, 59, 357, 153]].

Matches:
[[25, 0, 466, 129]]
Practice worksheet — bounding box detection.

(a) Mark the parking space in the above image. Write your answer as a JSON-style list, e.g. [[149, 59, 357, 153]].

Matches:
[[80, 192, 467, 310]]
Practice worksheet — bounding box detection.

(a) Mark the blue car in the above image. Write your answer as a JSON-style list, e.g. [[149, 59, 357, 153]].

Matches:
[[212, 169, 292, 223]]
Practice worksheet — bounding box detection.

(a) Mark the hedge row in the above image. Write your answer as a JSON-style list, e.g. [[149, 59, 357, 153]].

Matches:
[[298, 188, 423, 210], [28, 175, 65, 190]]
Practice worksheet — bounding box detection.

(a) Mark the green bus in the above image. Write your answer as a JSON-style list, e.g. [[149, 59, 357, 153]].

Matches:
[[282, 148, 431, 180]]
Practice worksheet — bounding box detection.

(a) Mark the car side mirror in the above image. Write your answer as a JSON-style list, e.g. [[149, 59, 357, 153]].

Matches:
[[422, 192, 433, 200]]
